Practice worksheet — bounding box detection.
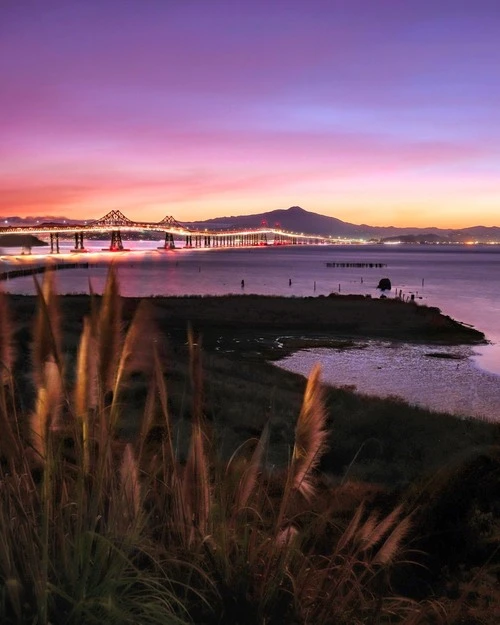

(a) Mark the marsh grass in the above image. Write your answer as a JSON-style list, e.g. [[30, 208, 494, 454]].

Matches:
[[0, 269, 497, 623]]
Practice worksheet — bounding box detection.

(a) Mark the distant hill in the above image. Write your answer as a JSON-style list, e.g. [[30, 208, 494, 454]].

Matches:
[[183, 206, 500, 243]]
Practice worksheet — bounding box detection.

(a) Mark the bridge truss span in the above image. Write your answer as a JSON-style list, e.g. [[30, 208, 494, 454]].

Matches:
[[0, 209, 335, 253]]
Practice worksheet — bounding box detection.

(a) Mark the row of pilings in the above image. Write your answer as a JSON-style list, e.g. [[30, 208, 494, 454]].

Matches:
[[49, 232, 85, 253], [325, 262, 387, 268]]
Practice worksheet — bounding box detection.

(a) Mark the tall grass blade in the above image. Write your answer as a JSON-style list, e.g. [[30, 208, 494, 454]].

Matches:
[[182, 421, 211, 546], [110, 300, 155, 431], [234, 420, 270, 514], [32, 270, 62, 386], [30, 360, 63, 460], [290, 363, 328, 500], [97, 264, 122, 393], [372, 515, 412, 565], [74, 317, 97, 472], [337, 503, 365, 552], [119, 443, 142, 530], [359, 505, 404, 551]]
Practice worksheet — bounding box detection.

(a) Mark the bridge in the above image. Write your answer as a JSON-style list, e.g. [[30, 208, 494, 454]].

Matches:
[[0, 210, 334, 253]]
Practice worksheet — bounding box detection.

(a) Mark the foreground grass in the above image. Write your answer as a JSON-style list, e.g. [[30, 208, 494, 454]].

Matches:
[[1, 278, 499, 623]]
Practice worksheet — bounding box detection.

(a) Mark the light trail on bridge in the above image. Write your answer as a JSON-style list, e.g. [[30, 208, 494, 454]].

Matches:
[[0, 210, 363, 254]]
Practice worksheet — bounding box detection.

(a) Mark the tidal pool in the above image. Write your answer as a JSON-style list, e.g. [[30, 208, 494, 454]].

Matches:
[[276, 341, 500, 421]]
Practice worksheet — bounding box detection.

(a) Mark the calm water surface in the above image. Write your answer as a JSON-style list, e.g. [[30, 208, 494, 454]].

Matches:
[[2, 242, 499, 419]]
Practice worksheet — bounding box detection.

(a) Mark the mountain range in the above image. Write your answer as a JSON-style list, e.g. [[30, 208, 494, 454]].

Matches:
[[2, 207, 500, 243], [183, 206, 500, 243]]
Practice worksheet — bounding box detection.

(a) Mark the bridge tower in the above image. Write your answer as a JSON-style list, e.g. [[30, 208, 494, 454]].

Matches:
[[91, 211, 131, 251], [158, 232, 176, 250], [109, 231, 124, 251]]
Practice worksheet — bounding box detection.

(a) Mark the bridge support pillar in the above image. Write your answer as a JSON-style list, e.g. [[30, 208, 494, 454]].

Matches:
[[185, 235, 192, 248], [159, 232, 175, 249], [73, 232, 85, 251], [109, 230, 124, 251], [50, 233, 60, 254]]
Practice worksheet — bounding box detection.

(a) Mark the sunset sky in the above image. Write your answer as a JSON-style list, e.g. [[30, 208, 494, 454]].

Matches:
[[1, 0, 499, 227]]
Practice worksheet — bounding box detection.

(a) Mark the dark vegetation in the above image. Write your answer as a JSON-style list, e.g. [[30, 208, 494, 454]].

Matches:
[[1, 279, 499, 623]]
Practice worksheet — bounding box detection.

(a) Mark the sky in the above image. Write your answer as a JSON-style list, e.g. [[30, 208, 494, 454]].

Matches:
[[1, 0, 499, 228]]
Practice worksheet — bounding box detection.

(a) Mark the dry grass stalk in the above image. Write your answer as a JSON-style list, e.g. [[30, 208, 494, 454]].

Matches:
[[110, 300, 155, 430], [290, 363, 328, 501], [97, 264, 122, 393], [358, 504, 405, 552], [32, 271, 62, 386], [234, 420, 270, 514], [336, 503, 365, 552], [372, 514, 412, 565], [358, 511, 379, 546], [119, 443, 142, 527], [275, 524, 299, 548], [74, 317, 98, 471], [30, 360, 63, 459], [181, 422, 211, 546]]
